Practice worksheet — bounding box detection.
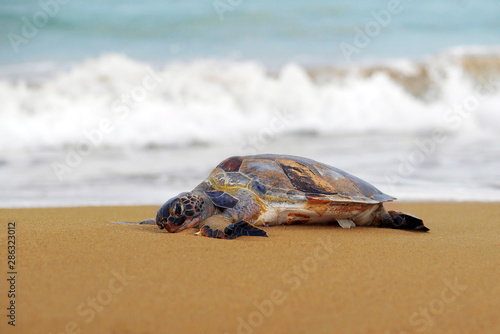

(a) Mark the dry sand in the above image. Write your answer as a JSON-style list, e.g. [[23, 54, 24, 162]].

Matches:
[[1, 202, 499, 334]]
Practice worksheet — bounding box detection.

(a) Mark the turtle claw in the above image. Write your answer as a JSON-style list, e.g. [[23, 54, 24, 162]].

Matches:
[[224, 221, 268, 239], [198, 225, 226, 239]]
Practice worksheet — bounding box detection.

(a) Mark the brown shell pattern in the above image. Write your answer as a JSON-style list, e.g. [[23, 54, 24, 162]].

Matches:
[[211, 154, 394, 204]]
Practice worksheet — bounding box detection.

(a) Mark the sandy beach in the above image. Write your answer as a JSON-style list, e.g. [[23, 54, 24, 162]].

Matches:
[[1, 202, 499, 334]]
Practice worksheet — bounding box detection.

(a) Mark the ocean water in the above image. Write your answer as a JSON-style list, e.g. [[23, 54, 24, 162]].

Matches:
[[1, 0, 500, 207]]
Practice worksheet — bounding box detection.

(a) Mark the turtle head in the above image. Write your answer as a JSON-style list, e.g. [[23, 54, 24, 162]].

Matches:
[[156, 192, 214, 233]]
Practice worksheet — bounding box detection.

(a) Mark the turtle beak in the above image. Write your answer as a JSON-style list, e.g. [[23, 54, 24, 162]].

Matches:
[[157, 217, 200, 233], [163, 222, 176, 232], [156, 219, 179, 233], [156, 217, 196, 233]]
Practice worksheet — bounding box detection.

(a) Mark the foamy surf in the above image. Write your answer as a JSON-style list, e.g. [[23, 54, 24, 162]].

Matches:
[[1, 48, 500, 153]]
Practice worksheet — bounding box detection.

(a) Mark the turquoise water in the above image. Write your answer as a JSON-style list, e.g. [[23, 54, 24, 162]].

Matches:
[[1, 0, 500, 67]]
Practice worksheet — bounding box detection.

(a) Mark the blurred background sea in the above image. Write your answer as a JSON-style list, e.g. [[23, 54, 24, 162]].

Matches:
[[1, 0, 500, 207]]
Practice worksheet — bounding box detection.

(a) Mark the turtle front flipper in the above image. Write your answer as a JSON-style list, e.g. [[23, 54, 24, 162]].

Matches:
[[139, 218, 156, 225], [195, 212, 233, 238], [224, 221, 268, 239], [196, 213, 267, 239]]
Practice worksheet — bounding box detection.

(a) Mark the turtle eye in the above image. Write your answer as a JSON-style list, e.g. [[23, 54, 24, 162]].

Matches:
[[172, 201, 184, 216]]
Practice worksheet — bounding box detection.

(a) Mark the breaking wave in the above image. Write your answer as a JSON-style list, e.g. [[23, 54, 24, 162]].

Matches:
[[1, 47, 500, 152]]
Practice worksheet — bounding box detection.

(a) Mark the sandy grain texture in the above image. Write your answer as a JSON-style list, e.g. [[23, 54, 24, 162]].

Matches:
[[1, 202, 499, 334]]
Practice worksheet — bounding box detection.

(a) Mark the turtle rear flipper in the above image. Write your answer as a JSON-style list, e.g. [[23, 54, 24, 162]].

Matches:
[[384, 211, 429, 232]]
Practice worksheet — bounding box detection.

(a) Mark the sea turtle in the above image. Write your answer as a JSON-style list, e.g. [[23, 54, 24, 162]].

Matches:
[[141, 154, 428, 239]]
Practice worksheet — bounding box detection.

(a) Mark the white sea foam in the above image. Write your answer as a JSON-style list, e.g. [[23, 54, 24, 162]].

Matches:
[[1, 50, 500, 152]]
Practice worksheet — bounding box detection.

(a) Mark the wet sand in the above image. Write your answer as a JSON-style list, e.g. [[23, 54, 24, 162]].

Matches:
[[1, 202, 499, 334]]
